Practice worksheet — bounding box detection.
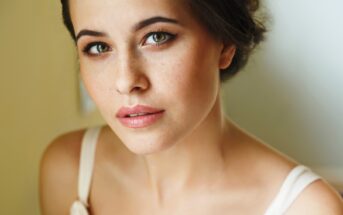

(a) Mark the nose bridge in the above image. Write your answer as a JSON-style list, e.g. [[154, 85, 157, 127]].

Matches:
[[117, 48, 135, 75], [115, 46, 148, 94]]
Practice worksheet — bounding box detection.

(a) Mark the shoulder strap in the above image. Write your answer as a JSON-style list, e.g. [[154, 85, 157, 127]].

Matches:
[[77, 126, 102, 207], [264, 165, 321, 215]]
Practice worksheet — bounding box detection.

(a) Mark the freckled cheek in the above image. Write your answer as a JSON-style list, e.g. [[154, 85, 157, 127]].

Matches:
[[156, 49, 217, 102]]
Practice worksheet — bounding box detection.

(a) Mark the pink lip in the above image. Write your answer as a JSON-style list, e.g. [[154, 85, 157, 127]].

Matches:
[[116, 105, 165, 128]]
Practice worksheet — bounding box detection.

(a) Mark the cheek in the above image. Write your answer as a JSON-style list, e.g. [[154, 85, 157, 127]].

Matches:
[[79, 60, 116, 113], [153, 42, 220, 106]]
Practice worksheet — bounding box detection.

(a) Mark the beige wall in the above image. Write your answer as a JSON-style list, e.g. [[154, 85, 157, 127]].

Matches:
[[0, 1, 103, 214]]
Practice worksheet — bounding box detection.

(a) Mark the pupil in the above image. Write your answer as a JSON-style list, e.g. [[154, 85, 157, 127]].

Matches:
[[154, 33, 165, 42]]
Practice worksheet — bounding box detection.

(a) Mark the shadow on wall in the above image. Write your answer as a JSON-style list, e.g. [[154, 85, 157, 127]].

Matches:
[[223, 48, 343, 167], [222, 0, 343, 168], [222, 49, 321, 165]]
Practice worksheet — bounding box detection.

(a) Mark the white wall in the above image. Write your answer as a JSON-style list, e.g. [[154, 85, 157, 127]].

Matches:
[[222, 0, 343, 187]]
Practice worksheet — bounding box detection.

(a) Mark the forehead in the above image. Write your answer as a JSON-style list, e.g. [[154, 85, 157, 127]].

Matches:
[[70, 0, 191, 33]]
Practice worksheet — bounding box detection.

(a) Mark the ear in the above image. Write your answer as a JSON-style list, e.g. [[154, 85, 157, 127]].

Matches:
[[219, 44, 236, 70]]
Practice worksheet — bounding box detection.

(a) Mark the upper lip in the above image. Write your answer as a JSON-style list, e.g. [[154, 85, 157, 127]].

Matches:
[[116, 105, 165, 118]]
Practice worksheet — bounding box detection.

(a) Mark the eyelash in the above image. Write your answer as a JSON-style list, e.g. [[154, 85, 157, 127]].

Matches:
[[82, 31, 177, 57]]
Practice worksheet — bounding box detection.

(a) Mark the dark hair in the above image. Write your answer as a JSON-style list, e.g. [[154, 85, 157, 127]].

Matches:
[[60, 0, 266, 81]]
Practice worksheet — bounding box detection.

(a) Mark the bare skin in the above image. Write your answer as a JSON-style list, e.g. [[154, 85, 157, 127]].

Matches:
[[40, 120, 343, 215], [40, 0, 343, 214]]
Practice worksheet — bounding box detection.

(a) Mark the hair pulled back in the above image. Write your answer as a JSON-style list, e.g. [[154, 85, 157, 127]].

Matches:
[[60, 0, 267, 81]]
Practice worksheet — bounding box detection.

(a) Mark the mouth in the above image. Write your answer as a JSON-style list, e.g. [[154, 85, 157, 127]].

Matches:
[[116, 105, 165, 128], [124, 112, 162, 118]]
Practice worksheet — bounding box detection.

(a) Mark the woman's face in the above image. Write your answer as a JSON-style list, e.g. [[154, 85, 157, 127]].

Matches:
[[70, 0, 234, 154]]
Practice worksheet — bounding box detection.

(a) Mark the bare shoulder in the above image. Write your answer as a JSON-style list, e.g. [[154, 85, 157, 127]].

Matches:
[[226, 123, 343, 214], [285, 179, 343, 215], [39, 129, 86, 215], [247, 138, 343, 214]]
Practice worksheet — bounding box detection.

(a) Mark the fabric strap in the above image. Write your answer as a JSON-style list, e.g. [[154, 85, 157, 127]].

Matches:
[[77, 126, 101, 207], [70, 126, 101, 215], [264, 165, 321, 215]]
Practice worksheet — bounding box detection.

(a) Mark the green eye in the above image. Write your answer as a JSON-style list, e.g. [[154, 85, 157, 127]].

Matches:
[[83, 42, 110, 56], [144, 32, 176, 46]]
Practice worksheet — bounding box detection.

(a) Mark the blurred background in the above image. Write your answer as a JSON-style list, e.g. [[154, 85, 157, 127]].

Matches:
[[0, 0, 342, 214]]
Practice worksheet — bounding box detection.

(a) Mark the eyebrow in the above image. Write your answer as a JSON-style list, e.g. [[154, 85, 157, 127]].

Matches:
[[133, 16, 179, 32], [76, 30, 107, 42], [76, 16, 180, 42]]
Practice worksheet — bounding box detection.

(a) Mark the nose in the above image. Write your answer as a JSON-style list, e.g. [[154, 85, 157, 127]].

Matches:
[[115, 54, 150, 95]]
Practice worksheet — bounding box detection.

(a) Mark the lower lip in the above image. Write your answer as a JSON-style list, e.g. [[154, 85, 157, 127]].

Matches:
[[117, 111, 165, 129]]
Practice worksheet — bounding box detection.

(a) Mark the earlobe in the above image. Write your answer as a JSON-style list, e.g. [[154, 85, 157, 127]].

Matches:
[[219, 44, 236, 70]]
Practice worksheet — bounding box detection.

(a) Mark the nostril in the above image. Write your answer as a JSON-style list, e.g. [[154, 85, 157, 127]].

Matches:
[[116, 86, 142, 94], [131, 86, 142, 92]]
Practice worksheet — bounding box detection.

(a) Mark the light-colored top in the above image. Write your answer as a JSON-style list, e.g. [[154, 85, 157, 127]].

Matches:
[[70, 127, 321, 215], [70, 127, 101, 215]]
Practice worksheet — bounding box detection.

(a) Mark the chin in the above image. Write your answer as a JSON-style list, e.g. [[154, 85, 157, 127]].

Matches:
[[124, 139, 175, 155]]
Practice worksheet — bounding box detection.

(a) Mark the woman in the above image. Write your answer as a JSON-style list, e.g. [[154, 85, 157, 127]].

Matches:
[[39, 0, 343, 214]]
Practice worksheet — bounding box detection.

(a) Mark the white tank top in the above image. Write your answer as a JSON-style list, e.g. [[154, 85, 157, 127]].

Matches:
[[70, 126, 321, 215]]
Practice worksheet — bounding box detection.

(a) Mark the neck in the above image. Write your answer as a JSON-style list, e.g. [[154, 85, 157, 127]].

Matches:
[[139, 96, 233, 205]]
